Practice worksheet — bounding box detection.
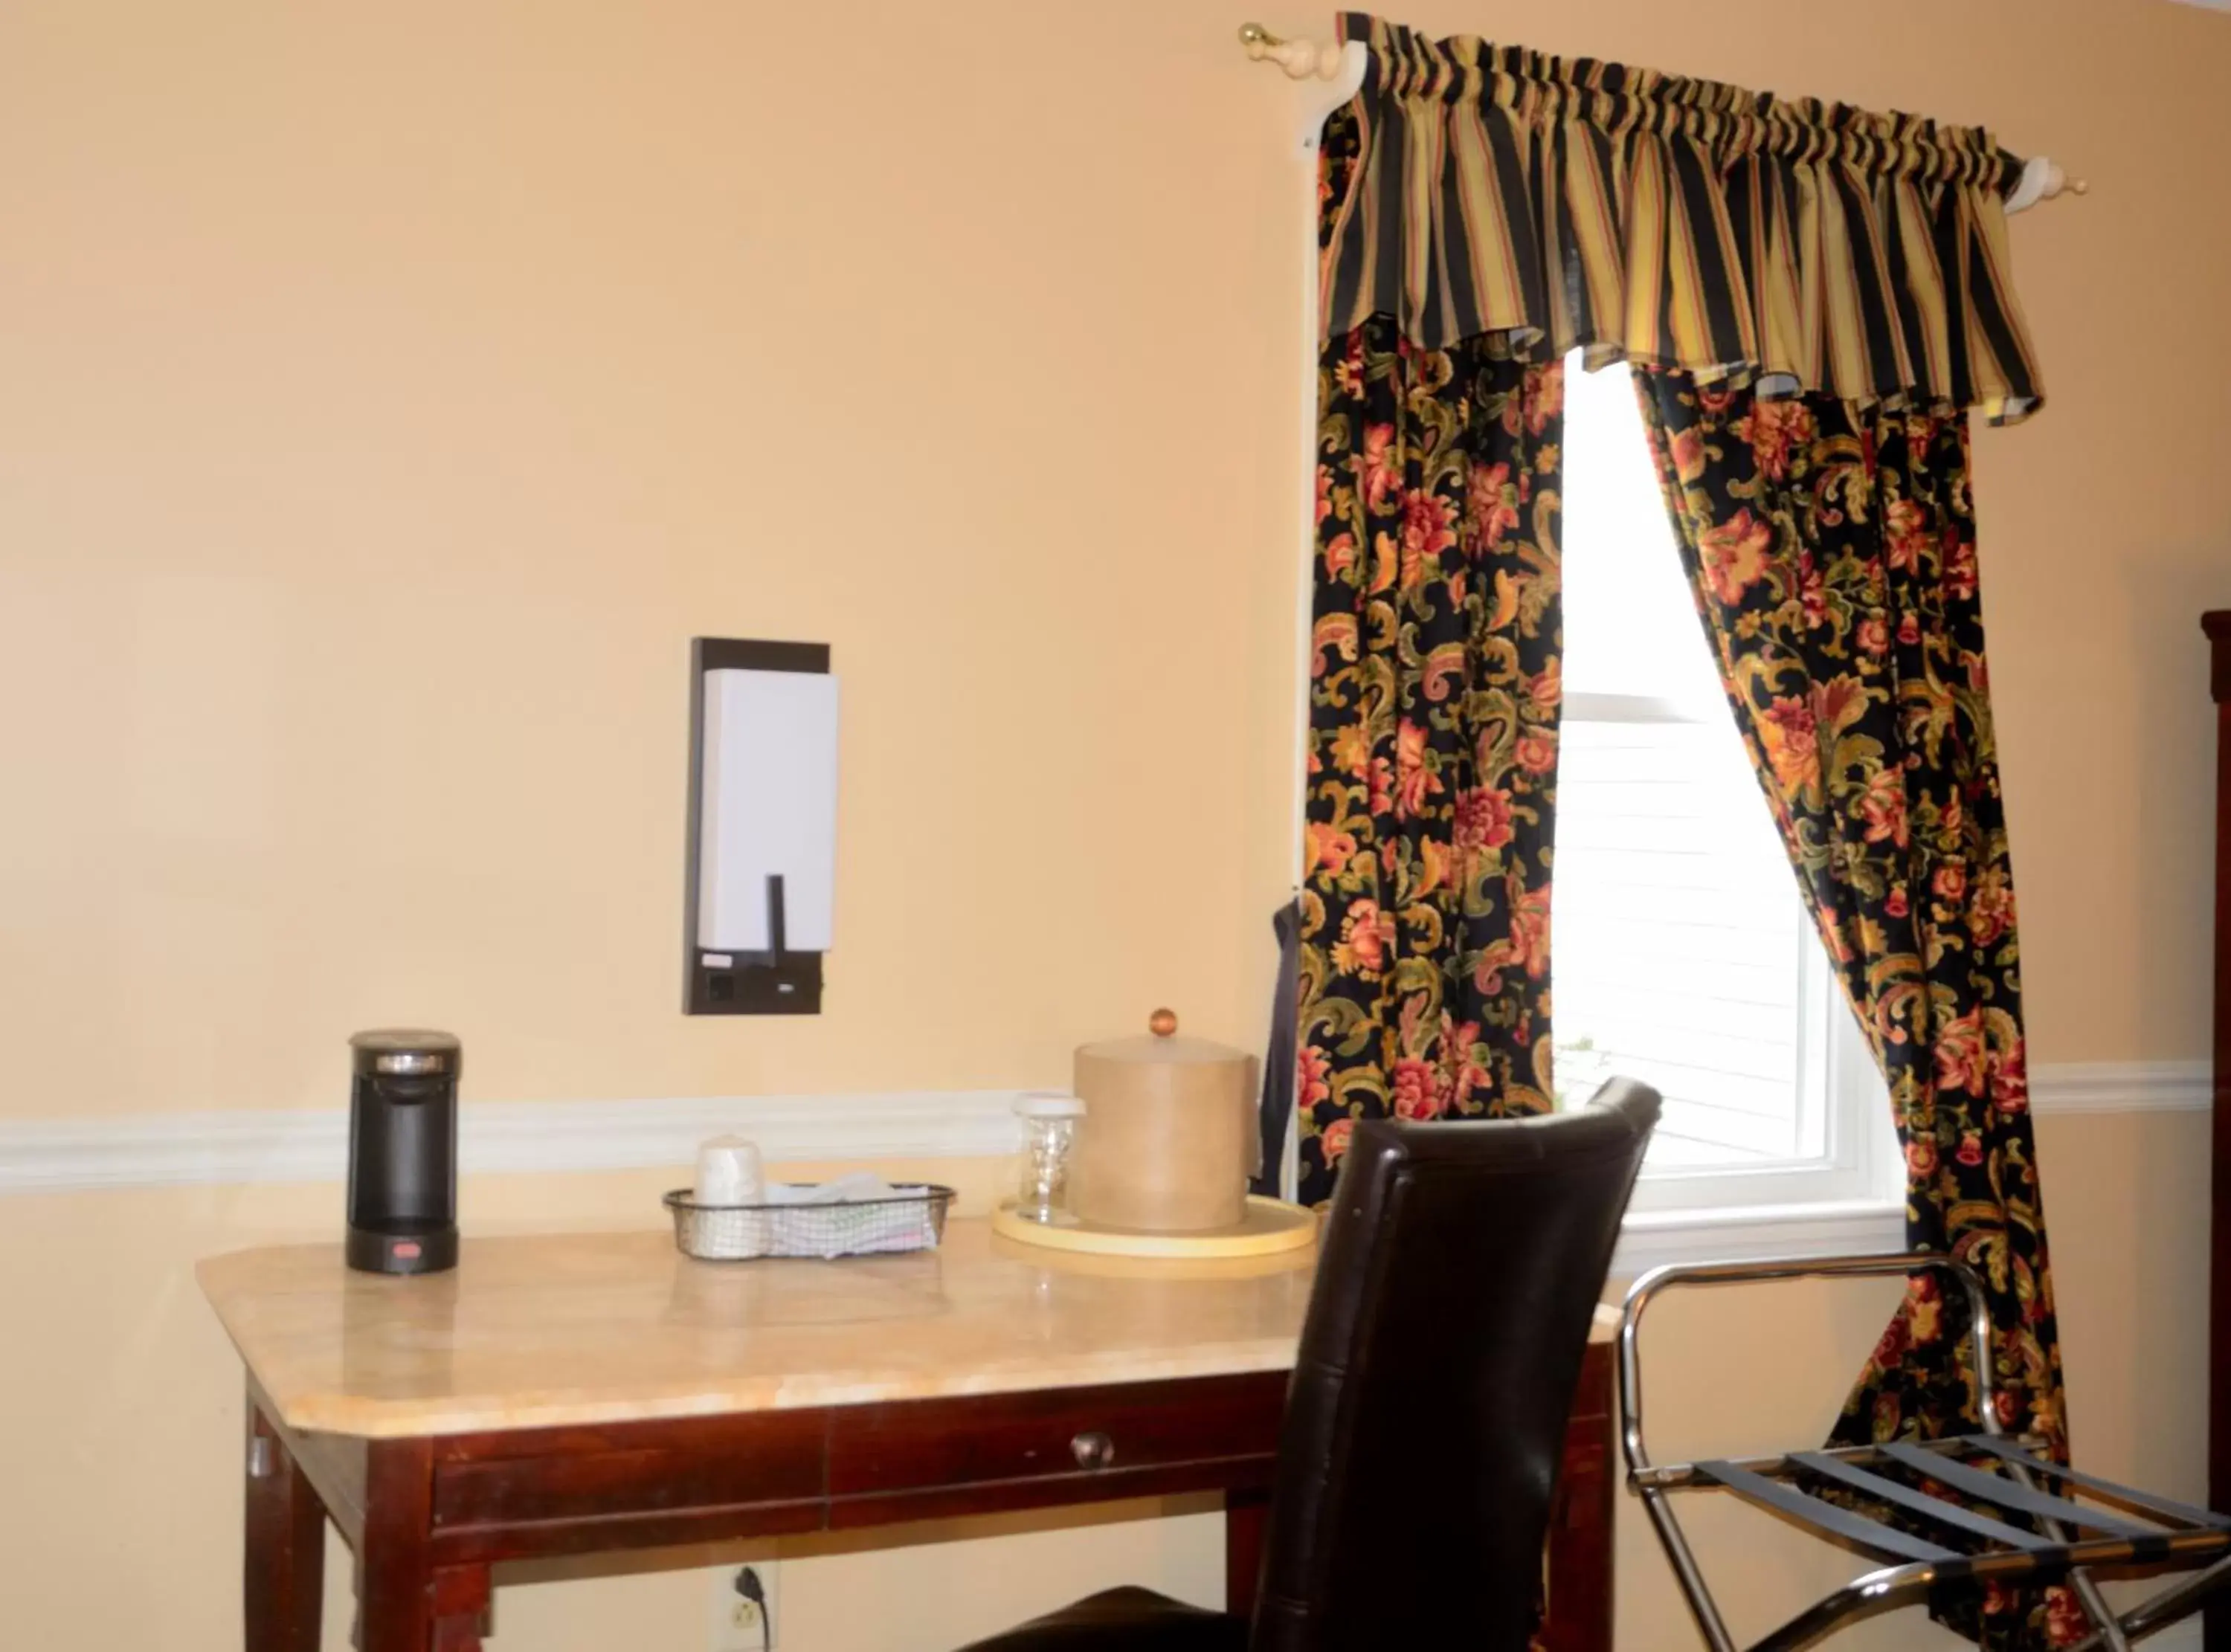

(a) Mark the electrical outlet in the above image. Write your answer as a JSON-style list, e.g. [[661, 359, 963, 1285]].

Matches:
[[706, 1561, 779, 1652]]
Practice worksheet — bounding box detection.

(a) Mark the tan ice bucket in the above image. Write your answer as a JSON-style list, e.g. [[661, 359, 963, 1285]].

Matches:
[[1069, 1010, 1258, 1233]]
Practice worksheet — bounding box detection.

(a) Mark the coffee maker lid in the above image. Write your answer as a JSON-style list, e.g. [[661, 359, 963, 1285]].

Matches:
[[350, 1028, 461, 1076]]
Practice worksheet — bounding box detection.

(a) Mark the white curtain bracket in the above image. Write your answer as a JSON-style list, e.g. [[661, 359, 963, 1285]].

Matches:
[[1237, 25, 1369, 150], [2006, 155, 2088, 215]]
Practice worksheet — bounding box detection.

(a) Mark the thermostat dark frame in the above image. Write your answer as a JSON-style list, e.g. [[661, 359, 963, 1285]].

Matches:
[[682, 637, 829, 1016]]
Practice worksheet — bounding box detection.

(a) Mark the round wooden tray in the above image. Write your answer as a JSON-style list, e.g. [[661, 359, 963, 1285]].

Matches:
[[991, 1195, 1317, 1258]]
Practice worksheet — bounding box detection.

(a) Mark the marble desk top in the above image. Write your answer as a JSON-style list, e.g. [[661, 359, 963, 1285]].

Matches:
[[199, 1219, 1325, 1438], [199, 1219, 1621, 1441]]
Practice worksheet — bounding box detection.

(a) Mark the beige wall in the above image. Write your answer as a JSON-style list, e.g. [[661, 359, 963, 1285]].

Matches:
[[2, 1, 2228, 1649]]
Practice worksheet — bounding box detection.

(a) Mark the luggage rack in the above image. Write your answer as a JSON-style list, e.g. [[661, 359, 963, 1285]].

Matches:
[[1619, 1253, 2231, 1652]]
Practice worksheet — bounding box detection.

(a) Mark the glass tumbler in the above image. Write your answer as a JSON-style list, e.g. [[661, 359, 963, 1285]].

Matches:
[[1013, 1094, 1086, 1225]]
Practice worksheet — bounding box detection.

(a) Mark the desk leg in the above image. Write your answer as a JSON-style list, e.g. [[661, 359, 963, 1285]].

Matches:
[[245, 1395, 325, 1652], [1537, 1346, 1615, 1652], [359, 1439, 491, 1652], [1224, 1489, 1269, 1621], [429, 1569, 491, 1652]]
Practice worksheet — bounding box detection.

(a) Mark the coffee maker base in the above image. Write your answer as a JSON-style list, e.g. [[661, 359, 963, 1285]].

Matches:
[[347, 1223, 460, 1276]]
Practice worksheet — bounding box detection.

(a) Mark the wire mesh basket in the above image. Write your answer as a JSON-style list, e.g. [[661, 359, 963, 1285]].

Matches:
[[663, 1184, 956, 1262]]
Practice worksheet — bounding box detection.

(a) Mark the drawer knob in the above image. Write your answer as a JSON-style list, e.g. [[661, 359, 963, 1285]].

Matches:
[[1071, 1430, 1116, 1471]]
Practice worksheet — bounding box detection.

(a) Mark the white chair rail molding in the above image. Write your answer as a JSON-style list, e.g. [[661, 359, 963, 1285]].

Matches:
[[2, 1059, 2203, 1275]]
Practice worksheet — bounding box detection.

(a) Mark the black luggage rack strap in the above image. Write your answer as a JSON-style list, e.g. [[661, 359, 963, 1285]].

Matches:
[[1682, 1435, 2231, 1576]]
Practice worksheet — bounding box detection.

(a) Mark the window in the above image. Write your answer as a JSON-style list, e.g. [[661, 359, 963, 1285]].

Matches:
[[1552, 355, 1897, 1218]]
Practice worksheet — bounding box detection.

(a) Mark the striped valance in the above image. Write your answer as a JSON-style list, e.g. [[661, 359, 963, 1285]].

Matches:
[[1319, 13, 2045, 422]]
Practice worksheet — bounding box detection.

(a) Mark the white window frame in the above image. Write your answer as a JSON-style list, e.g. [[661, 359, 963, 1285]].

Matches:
[[1558, 690, 1905, 1270]]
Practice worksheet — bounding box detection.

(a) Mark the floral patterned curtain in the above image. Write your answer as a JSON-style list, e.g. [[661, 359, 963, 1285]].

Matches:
[[1298, 12, 2064, 1643], [1632, 367, 2065, 1639], [1295, 120, 1566, 1207], [1295, 320, 1564, 1207]]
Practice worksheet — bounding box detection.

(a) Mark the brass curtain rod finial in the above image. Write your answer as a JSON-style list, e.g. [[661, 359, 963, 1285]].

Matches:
[[1238, 20, 1345, 80]]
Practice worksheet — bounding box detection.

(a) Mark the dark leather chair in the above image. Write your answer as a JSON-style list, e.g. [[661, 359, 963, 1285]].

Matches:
[[953, 1077, 1662, 1652]]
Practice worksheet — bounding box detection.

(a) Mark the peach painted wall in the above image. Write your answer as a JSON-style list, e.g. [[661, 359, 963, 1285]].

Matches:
[[1, 1, 2227, 1648]]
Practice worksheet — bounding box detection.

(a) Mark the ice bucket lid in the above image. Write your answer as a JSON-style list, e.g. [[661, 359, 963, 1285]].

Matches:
[[1075, 1010, 1249, 1071]]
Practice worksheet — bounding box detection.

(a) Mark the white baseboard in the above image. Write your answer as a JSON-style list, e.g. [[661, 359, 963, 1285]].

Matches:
[[0, 1060, 2207, 1201]]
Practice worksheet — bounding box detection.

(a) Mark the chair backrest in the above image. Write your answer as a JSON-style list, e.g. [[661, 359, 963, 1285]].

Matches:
[[1250, 1079, 1661, 1652]]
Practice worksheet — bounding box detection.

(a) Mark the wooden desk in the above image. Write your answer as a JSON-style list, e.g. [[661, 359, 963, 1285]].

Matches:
[[199, 1219, 1615, 1652]]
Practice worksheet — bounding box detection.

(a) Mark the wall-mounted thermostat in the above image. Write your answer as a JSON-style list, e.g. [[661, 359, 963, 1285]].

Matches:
[[683, 638, 837, 1015]]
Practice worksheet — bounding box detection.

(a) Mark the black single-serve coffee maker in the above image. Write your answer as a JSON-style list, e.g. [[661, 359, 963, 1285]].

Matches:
[[345, 1029, 462, 1274]]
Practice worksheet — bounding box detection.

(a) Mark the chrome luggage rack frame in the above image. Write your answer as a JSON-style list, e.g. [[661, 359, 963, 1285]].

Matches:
[[1619, 1253, 2231, 1652]]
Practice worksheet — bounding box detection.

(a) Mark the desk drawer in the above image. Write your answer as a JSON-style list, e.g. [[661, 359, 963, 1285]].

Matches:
[[828, 1371, 1287, 1500], [430, 1412, 824, 1531]]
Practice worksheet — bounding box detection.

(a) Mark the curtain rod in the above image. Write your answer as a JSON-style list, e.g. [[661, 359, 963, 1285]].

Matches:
[[1235, 22, 2086, 212]]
